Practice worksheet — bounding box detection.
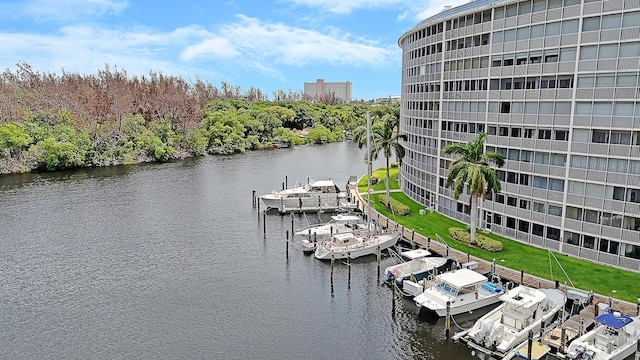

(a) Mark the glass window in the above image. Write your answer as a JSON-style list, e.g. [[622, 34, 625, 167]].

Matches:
[[519, 220, 530, 232], [533, 176, 548, 189], [530, 24, 544, 38], [578, 75, 595, 88], [602, 14, 621, 29], [616, 73, 637, 87], [517, 27, 529, 41], [580, 46, 598, 60], [622, 11, 640, 28], [504, 29, 516, 42], [548, 0, 562, 9], [583, 235, 595, 249], [519, 1, 532, 14], [595, 74, 615, 87], [619, 42, 640, 57], [585, 209, 600, 223], [546, 22, 561, 36], [493, 31, 504, 43], [547, 227, 560, 240], [570, 155, 587, 169], [614, 102, 634, 116], [582, 17, 601, 32], [551, 153, 566, 166], [533, 0, 546, 11], [495, 7, 505, 19], [532, 223, 545, 236], [549, 178, 564, 191], [535, 152, 550, 164], [561, 19, 579, 34], [506, 4, 518, 16], [555, 103, 571, 115], [533, 202, 545, 213], [598, 44, 618, 59], [593, 102, 612, 115], [531, 224, 544, 236], [575, 103, 592, 115], [559, 47, 576, 61], [521, 150, 532, 162], [548, 204, 562, 216]]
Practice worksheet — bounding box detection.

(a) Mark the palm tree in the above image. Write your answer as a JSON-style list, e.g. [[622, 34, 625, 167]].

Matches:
[[444, 132, 504, 245], [354, 112, 406, 208]]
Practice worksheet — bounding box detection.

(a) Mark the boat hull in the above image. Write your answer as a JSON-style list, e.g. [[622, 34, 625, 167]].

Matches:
[[314, 233, 400, 260]]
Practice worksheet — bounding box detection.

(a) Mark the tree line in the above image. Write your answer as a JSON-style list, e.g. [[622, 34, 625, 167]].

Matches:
[[0, 62, 398, 174]]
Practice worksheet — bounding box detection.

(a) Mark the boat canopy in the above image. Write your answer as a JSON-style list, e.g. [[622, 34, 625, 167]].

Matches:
[[594, 312, 634, 329], [400, 248, 431, 259], [437, 268, 487, 289]]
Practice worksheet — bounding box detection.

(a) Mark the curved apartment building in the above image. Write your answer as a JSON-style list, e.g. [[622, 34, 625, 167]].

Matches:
[[398, 0, 640, 272]]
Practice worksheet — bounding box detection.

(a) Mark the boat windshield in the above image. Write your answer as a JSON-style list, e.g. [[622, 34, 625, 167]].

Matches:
[[436, 281, 458, 296]]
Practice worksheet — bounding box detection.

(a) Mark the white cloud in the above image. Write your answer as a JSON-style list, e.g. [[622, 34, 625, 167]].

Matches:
[[0, 0, 128, 22], [182, 15, 398, 70], [284, 0, 408, 14], [285, 0, 468, 23], [181, 38, 240, 60]]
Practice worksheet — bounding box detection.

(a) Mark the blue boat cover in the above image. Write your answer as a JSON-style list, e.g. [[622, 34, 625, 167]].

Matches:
[[594, 312, 633, 329]]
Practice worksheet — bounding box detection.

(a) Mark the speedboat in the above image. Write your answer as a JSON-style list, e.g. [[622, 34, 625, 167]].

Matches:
[[382, 248, 448, 291], [259, 179, 346, 213], [564, 312, 640, 360], [295, 213, 368, 253], [413, 268, 504, 317], [453, 285, 566, 358], [314, 230, 400, 260]]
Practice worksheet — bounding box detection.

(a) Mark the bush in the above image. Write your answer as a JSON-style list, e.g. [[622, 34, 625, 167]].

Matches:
[[378, 194, 411, 215], [448, 227, 503, 252]]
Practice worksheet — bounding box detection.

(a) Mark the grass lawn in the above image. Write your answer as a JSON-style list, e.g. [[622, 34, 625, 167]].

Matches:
[[358, 167, 640, 303]]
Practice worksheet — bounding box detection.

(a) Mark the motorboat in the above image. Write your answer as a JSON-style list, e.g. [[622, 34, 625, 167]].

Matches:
[[453, 285, 566, 358], [413, 268, 504, 317], [295, 213, 368, 253], [382, 248, 448, 290], [564, 312, 640, 360], [259, 179, 347, 213], [314, 230, 400, 260]]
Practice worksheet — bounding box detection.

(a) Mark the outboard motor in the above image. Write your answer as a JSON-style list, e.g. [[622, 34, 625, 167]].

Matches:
[[486, 323, 504, 348], [473, 319, 494, 343]]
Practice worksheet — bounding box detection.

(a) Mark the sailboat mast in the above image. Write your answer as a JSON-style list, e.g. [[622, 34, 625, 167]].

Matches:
[[366, 111, 372, 231]]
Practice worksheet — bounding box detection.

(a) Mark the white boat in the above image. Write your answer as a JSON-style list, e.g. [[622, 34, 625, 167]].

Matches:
[[564, 312, 640, 360], [259, 179, 347, 213], [453, 285, 566, 358], [413, 268, 504, 317], [314, 230, 400, 260], [295, 213, 369, 253], [382, 248, 448, 290]]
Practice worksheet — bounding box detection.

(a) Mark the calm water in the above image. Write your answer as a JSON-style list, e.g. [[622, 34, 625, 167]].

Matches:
[[0, 142, 480, 359]]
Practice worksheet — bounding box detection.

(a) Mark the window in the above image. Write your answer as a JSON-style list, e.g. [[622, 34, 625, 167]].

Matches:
[[519, 199, 530, 209], [501, 102, 511, 113], [507, 217, 516, 229], [521, 150, 532, 162], [535, 152, 550, 164], [582, 17, 601, 32], [532, 223, 544, 236], [494, 214, 502, 225], [548, 204, 562, 216], [583, 235, 595, 249], [549, 178, 564, 191], [538, 129, 552, 139], [519, 174, 529, 185], [533, 176, 548, 189], [555, 130, 568, 141], [533, 202, 545, 213], [519, 220, 530, 232], [584, 209, 600, 223], [507, 172, 518, 183], [507, 196, 517, 206], [547, 227, 560, 240]]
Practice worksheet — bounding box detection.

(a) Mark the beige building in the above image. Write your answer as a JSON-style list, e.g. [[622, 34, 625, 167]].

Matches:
[[304, 79, 352, 103], [398, 0, 640, 272]]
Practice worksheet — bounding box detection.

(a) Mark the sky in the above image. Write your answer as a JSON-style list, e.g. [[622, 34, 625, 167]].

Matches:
[[0, 0, 467, 101]]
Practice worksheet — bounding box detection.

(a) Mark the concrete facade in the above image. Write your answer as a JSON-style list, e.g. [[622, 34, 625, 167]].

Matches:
[[304, 79, 352, 103], [398, 0, 640, 272]]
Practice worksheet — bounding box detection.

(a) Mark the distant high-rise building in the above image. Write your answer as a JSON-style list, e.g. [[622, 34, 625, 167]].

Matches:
[[398, 0, 640, 272], [304, 79, 352, 103]]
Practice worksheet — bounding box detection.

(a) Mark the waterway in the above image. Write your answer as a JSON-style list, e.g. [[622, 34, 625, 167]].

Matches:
[[0, 141, 481, 359]]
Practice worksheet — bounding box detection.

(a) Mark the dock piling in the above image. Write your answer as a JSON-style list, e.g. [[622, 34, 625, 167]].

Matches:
[[252, 190, 256, 206], [263, 212, 266, 236], [286, 230, 289, 259], [445, 301, 451, 338], [527, 330, 533, 360], [376, 246, 381, 280]]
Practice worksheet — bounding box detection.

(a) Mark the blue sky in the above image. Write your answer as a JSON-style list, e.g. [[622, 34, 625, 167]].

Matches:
[[0, 0, 466, 101]]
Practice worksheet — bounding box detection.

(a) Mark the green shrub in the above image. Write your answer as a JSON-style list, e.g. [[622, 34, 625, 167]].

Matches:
[[378, 194, 411, 215], [370, 176, 380, 185], [448, 227, 503, 252]]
